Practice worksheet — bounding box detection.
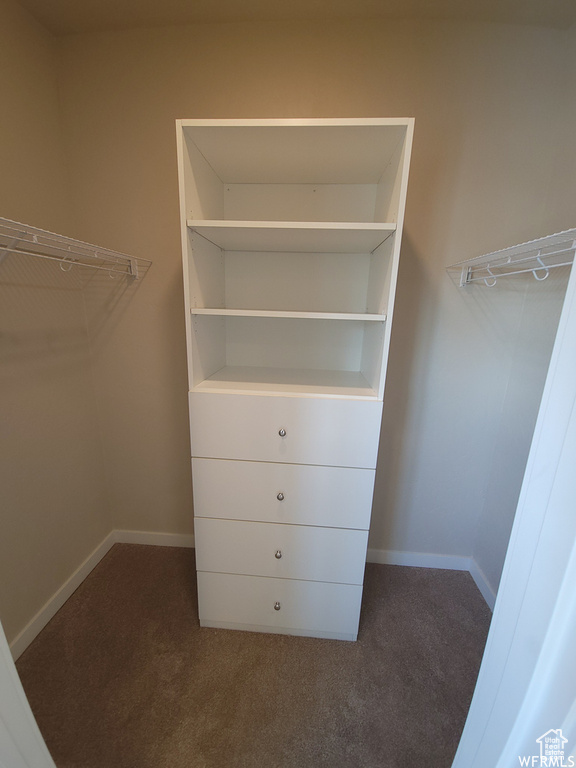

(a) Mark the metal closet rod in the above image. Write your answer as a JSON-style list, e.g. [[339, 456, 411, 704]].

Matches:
[[0, 217, 151, 279], [463, 261, 574, 286], [462, 248, 574, 287], [0, 245, 139, 277], [447, 229, 576, 288]]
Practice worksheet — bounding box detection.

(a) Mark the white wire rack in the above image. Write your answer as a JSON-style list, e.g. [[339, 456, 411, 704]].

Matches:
[[447, 229, 576, 288], [0, 217, 151, 279]]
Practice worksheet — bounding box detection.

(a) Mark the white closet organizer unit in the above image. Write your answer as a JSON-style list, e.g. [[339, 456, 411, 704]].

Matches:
[[176, 118, 414, 641]]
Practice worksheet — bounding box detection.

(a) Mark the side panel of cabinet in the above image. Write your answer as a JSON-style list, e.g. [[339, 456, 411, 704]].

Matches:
[[192, 458, 375, 529], [189, 393, 383, 469]]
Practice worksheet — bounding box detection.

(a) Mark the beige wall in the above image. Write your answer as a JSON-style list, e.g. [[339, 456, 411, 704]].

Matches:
[[56, 19, 574, 563], [455, 27, 575, 593], [469, 27, 576, 593], [0, 0, 70, 230], [0, 0, 111, 643], [1, 11, 574, 641]]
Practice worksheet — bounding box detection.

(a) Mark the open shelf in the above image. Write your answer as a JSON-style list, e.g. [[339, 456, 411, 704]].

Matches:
[[180, 121, 411, 225], [191, 308, 387, 321], [190, 314, 386, 399], [192, 366, 379, 399], [186, 231, 396, 316], [179, 119, 409, 185], [187, 221, 396, 253]]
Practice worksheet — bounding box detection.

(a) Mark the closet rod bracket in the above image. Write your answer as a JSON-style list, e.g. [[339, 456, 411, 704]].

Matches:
[[0, 236, 23, 266], [460, 266, 472, 287]]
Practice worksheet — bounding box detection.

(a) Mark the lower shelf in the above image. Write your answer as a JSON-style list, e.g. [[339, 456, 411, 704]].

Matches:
[[193, 366, 378, 399], [197, 571, 363, 641]]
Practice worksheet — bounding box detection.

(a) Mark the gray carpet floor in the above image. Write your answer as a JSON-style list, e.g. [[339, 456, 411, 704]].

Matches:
[[16, 544, 492, 768]]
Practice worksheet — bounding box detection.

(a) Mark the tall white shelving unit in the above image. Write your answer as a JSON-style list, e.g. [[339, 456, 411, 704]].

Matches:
[[177, 118, 414, 641]]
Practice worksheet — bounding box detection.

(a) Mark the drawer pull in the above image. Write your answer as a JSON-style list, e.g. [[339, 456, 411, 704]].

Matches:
[[276, 492, 285, 501], [275, 549, 282, 559], [274, 601, 281, 611], [278, 428, 286, 437]]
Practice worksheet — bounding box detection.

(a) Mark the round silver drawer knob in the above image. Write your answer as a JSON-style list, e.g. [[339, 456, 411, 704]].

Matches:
[[275, 550, 282, 559], [276, 492, 285, 501], [278, 428, 286, 437], [274, 601, 281, 611]]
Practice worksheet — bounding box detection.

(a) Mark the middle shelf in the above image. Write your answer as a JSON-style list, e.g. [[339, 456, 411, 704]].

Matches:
[[191, 308, 387, 321], [188, 220, 396, 253], [185, 227, 396, 314]]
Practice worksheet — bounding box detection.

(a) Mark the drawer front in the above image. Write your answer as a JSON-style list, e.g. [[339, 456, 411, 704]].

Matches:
[[197, 571, 363, 640], [192, 458, 374, 530], [189, 392, 383, 469], [194, 517, 368, 585]]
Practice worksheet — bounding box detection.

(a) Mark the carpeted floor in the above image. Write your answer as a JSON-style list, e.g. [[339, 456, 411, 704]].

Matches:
[[16, 544, 492, 768]]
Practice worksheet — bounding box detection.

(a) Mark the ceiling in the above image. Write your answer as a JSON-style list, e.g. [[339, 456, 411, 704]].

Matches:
[[17, 0, 576, 36]]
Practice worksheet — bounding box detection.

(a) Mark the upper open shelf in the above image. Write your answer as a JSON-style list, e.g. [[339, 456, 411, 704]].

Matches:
[[179, 119, 413, 225], [0, 217, 151, 279], [179, 119, 409, 184]]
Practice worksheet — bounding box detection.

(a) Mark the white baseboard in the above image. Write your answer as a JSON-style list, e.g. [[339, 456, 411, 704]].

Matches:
[[367, 548, 496, 610], [367, 548, 472, 571], [9, 531, 117, 661], [9, 529, 195, 661], [10, 535, 492, 660], [467, 559, 497, 611]]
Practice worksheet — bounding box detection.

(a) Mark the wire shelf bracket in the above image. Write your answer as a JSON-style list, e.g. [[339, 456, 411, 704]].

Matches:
[[0, 217, 151, 279], [447, 229, 576, 288]]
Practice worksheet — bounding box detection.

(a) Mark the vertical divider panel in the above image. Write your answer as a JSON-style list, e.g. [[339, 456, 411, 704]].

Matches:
[[188, 231, 227, 384], [373, 131, 407, 223], [183, 130, 225, 220], [188, 231, 225, 309], [366, 236, 395, 315], [360, 321, 386, 395], [191, 315, 226, 387]]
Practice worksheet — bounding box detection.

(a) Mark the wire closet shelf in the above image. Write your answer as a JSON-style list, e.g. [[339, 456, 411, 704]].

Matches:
[[0, 217, 151, 279], [447, 228, 576, 288]]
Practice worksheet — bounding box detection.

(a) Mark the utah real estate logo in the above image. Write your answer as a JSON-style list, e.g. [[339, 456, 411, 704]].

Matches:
[[519, 730, 574, 767]]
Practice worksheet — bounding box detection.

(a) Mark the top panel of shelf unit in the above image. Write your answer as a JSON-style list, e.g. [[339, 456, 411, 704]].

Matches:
[[179, 119, 413, 225], [180, 120, 409, 184]]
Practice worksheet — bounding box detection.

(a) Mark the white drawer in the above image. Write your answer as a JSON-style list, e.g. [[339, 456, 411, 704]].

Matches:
[[192, 458, 374, 530], [197, 571, 363, 641], [194, 518, 368, 585], [189, 392, 383, 469]]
